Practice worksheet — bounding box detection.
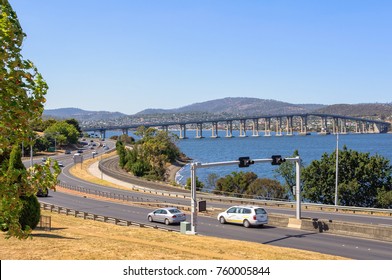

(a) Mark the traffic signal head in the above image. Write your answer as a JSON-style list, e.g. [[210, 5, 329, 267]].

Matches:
[[238, 157, 255, 168], [271, 155, 286, 165]]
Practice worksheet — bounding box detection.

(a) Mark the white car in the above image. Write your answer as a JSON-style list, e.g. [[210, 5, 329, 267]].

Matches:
[[217, 205, 268, 228]]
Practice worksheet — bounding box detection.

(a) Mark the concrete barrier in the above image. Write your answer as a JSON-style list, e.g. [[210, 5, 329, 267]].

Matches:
[[297, 217, 392, 242], [267, 214, 290, 227], [267, 214, 392, 242]]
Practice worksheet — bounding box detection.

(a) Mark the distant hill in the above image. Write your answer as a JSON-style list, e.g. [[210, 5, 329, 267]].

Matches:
[[137, 97, 326, 116], [43, 108, 126, 121], [314, 103, 392, 120]]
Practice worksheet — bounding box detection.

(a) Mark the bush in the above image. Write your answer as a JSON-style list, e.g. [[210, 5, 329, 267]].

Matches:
[[1, 195, 41, 232], [19, 195, 41, 230], [131, 161, 151, 177]]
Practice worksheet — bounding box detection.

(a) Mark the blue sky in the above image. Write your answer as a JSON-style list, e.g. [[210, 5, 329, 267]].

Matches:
[[11, 0, 392, 114]]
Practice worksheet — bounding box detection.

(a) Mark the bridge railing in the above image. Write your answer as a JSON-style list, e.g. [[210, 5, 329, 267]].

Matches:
[[82, 112, 391, 132]]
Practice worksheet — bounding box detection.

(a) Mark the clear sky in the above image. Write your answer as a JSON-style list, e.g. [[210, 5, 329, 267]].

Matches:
[[11, 0, 392, 115]]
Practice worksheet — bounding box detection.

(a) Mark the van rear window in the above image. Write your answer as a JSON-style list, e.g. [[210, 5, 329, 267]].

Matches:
[[255, 208, 267, 214]]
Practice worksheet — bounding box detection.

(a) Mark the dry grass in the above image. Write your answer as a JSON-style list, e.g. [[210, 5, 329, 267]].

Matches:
[[0, 211, 347, 260]]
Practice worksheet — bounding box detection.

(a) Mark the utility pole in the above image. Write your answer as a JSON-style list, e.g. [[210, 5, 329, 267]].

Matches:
[[335, 133, 339, 206]]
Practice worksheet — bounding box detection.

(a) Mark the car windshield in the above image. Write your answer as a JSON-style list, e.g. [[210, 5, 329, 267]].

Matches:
[[255, 208, 267, 214], [168, 209, 181, 214]]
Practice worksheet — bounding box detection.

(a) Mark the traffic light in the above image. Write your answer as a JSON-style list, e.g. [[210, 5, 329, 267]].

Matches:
[[238, 157, 255, 168], [271, 155, 286, 165]]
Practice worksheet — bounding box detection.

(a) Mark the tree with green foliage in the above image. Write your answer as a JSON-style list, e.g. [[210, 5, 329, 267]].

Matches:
[[213, 171, 286, 199], [30, 118, 56, 132], [116, 127, 181, 181], [118, 134, 135, 144], [32, 135, 51, 154], [64, 118, 81, 134], [274, 150, 302, 198], [246, 178, 287, 199], [214, 171, 258, 196], [185, 176, 204, 191], [116, 140, 127, 168], [206, 173, 219, 189], [0, 0, 60, 238], [44, 120, 79, 147], [377, 188, 392, 209], [302, 146, 392, 208], [18, 195, 41, 231]]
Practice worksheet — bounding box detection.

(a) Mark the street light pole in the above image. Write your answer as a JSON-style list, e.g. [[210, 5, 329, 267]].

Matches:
[[30, 137, 33, 168], [335, 133, 339, 206], [190, 162, 199, 234], [295, 156, 301, 219]]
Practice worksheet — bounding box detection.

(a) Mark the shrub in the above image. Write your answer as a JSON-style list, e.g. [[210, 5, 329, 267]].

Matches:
[[19, 195, 41, 230]]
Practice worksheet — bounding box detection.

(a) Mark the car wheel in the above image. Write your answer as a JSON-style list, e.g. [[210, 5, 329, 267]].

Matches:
[[164, 219, 170, 225], [148, 216, 153, 222], [243, 219, 251, 228], [219, 216, 226, 224]]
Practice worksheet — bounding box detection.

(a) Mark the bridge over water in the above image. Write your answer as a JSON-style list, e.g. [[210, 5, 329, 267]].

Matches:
[[82, 113, 391, 139]]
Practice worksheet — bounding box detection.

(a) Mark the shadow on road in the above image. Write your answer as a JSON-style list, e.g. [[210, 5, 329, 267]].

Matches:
[[263, 232, 318, 245]]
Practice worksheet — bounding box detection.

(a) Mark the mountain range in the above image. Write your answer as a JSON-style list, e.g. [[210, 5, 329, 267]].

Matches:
[[136, 97, 325, 116], [43, 108, 126, 120], [43, 97, 392, 122]]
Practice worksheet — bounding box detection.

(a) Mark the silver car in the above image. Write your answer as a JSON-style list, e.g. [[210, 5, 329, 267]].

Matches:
[[147, 207, 186, 225]]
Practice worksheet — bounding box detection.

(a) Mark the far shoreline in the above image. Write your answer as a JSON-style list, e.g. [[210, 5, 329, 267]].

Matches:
[[167, 159, 188, 184]]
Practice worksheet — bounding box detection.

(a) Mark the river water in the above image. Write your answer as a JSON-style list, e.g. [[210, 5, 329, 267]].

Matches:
[[105, 130, 392, 190]]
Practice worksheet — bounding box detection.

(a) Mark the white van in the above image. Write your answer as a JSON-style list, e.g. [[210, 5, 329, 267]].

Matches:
[[217, 205, 268, 228]]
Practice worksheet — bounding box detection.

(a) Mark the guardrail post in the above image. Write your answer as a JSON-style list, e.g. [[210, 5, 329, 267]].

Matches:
[[295, 156, 301, 220], [190, 162, 200, 235]]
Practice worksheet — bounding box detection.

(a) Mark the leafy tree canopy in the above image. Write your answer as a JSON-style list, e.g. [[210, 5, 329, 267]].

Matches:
[[44, 120, 79, 146], [185, 176, 204, 191], [274, 150, 302, 198], [117, 126, 181, 181], [0, 0, 59, 238], [213, 171, 286, 200], [64, 118, 81, 133], [302, 146, 392, 208]]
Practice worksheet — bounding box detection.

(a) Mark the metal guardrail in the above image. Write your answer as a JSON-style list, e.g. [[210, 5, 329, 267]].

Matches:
[[98, 156, 187, 193], [40, 202, 180, 232], [58, 181, 165, 203]]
